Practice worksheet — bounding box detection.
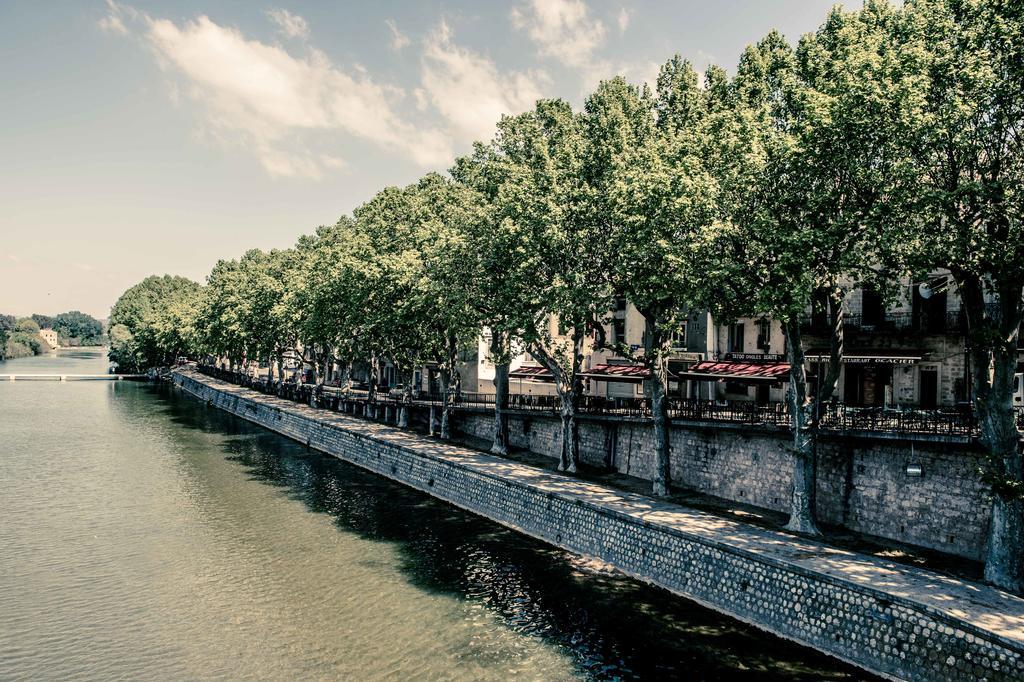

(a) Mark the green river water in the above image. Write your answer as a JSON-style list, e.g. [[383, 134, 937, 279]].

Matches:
[[0, 349, 871, 680]]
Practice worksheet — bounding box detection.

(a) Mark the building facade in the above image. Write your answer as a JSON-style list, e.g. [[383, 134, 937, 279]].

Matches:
[[39, 328, 59, 350]]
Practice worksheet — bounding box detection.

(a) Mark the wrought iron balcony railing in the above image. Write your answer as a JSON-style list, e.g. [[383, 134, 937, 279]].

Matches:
[[197, 365, 1012, 440]]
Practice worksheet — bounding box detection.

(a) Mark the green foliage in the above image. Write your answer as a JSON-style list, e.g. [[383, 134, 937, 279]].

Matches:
[[53, 311, 104, 345], [15, 318, 40, 334], [108, 275, 201, 371], [31, 314, 55, 330], [0, 315, 46, 360], [102, 0, 1024, 587]]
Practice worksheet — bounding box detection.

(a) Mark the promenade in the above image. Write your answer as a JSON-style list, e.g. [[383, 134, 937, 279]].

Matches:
[[174, 367, 1024, 682]]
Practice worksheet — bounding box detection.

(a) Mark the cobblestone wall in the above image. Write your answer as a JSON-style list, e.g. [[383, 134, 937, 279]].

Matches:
[[174, 371, 1024, 682], [456, 413, 992, 560]]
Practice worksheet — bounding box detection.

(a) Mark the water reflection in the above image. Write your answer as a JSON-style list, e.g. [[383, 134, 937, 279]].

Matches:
[[160, 385, 872, 681]]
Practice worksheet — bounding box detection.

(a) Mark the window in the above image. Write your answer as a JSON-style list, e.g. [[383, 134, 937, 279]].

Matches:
[[670, 322, 688, 350], [861, 287, 885, 326], [612, 318, 626, 345], [556, 317, 568, 336], [728, 322, 745, 353], [756, 319, 771, 351], [614, 296, 627, 312], [725, 381, 749, 396]]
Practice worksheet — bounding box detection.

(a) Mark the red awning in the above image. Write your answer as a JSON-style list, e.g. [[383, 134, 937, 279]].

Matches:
[[676, 360, 790, 385], [509, 365, 553, 381], [579, 363, 650, 383]]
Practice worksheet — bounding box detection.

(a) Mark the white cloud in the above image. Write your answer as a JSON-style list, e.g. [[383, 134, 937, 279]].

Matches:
[[621, 60, 660, 90], [420, 21, 549, 144], [266, 8, 309, 40], [98, 0, 130, 34], [101, 5, 452, 178], [385, 19, 410, 51], [98, 14, 127, 35], [616, 7, 631, 33], [511, 0, 606, 69]]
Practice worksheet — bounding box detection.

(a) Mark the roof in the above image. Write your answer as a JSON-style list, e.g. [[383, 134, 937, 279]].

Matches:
[[676, 360, 790, 385], [579, 363, 650, 383]]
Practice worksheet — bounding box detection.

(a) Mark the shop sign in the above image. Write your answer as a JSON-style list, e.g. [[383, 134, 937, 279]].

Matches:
[[724, 353, 786, 362], [843, 356, 919, 365]]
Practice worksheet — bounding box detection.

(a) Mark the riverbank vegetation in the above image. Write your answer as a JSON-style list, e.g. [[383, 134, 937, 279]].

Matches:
[[112, 0, 1024, 595], [0, 311, 105, 361]]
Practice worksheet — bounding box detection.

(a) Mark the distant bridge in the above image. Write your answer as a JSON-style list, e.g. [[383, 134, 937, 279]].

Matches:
[[0, 374, 148, 382]]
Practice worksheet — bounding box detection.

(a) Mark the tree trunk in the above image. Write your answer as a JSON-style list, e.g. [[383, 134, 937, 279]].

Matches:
[[962, 276, 1024, 594], [275, 350, 284, 394], [439, 371, 452, 440], [308, 345, 321, 407], [341, 361, 352, 392], [491, 332, 510, 456], [398, 368, 412, 428], [439, 333, 459, 441], [644, 314, 671, 497], [529, 332, 585, 473], [558, 392, 579, 473], [367, 354, 378, 419], [782, 315, 821, 536]]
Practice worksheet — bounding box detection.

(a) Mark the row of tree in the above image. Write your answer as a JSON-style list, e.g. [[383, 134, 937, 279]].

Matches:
[[111, 0, 1024, 594], [0, 311, 104, 360], [0, 316, 45, 359], [29, 311, 105, 346]]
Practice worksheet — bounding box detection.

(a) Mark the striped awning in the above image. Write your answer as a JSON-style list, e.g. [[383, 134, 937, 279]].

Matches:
[[579, 364, 650, 383], [508, 365, 553, 381], [676, 360, 790, 385]]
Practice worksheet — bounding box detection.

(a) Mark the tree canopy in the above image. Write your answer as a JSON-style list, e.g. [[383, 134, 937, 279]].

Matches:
[[107, 0, 1024, 594]]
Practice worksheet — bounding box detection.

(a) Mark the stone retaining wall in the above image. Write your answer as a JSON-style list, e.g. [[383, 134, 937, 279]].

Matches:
[[455, 412, 990, 560], [172, 370, 1024, 682]]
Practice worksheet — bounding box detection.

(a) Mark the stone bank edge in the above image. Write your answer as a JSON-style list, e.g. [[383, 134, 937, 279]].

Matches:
[[171, 369, 1024, 682]]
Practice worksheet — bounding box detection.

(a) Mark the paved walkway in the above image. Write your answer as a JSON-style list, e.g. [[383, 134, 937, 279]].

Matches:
[[182, 369, 1024, 651]]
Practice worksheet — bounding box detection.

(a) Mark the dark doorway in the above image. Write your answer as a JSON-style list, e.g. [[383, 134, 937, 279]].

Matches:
[[843, 364, 892, 406], [755, 384, 770, 406], [920, 368, 939, 409]]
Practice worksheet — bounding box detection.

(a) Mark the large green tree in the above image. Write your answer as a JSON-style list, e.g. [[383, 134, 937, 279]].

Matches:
[[351, 175, 484, 436], [450, 148, 520, 455], [891, 0, 1024, 594], [108, 275, 201, 371], [301, 217, 377, 398], [707, 6, 910, 535], [195, 260, 249, 372], [486, 99, 614, 472], [53, 311, 104, 345], [604, 63, 721, 496]]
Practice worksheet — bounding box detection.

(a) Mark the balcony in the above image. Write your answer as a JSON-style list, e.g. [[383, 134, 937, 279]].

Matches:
[[800, 308, 973, 336]]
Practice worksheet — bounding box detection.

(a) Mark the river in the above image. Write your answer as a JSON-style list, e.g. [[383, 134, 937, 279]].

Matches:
[[0, 349, 871, 680]]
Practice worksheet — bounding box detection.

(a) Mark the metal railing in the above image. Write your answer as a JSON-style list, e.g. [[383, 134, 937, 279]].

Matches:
[[193, 364, 1013, 440], [798, 304, 1016, 336]]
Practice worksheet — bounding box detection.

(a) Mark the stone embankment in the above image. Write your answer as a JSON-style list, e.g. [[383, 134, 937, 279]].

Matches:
[[172, 368, 1024, 682]]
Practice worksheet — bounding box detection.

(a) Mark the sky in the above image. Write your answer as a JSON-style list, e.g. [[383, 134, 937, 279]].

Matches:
[[0, 0, 846, 319]]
